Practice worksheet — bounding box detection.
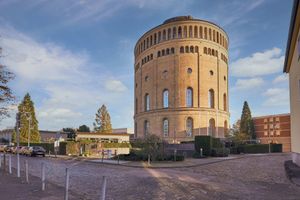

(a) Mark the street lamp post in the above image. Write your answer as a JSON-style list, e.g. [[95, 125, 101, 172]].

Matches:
[[27, 114, 31, 147]]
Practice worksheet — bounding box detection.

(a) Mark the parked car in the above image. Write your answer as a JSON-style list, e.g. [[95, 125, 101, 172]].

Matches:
[[0, 145, 7, 152], [5, 146, 14, 153], [28, 146, 46, 157], [12, 146, 23, 154], [20, 146, 28, 155]]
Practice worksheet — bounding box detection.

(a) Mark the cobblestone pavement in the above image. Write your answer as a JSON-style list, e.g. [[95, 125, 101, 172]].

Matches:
[[5, 153, 300, 200]]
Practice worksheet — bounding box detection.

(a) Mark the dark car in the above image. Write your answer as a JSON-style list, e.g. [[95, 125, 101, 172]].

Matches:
[[29, 146, 46, 157]]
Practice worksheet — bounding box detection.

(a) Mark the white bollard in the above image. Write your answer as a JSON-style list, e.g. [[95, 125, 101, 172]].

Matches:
[[9, 155, 12, 174], [101, 176, 107, 200], [17, 152, 20, 178], [41, 162, 45, 191], [65, 168, 69, 200], [25, 160, 29, 183]]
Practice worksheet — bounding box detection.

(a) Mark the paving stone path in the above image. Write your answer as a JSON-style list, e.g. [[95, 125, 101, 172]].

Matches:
[[4, 153, 300, 200]]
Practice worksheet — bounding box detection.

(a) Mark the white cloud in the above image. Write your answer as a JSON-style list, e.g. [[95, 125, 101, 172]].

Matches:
[[0, 25, 133, 130], [262, 88, 289, 106], [232, 77, 264, 91], [273, 74, 288, 84], [1, 26, 88, 82], [231, 47, 284, 77], [105, 80, 128, 93]]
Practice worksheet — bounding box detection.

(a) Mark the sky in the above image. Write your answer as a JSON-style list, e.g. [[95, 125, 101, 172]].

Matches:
[[0, 0, 293, 131]]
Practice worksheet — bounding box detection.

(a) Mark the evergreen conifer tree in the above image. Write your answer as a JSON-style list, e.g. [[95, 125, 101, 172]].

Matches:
[[93, 104, 112, 133], [240, 101, 256, 139], [18, 93, 40, 143]]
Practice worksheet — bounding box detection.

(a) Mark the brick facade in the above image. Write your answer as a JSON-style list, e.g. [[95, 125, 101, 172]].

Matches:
[[253, 114, 291, 152]]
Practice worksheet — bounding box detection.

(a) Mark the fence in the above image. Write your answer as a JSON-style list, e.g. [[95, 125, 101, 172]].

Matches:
[[0, 152, 107, 200]]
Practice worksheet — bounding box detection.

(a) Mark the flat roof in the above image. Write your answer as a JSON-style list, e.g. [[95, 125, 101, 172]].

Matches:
[[253, 113, 290, 119]]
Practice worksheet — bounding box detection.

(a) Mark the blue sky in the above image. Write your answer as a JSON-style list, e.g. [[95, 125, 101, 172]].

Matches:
[[0, 0, 293, 130]]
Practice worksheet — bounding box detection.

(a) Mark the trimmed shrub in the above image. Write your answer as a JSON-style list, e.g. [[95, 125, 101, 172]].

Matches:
[[192, 151, 206, 158], [271, 144, 282, 152], [212, 138, 223, 148], [211, 148, 230, 157], [195, 136, 212, 156], [229, 146, 240, 154], [58, 142, 67, 155], [239, 144, 283, 154], [102, 142, 131, 148]]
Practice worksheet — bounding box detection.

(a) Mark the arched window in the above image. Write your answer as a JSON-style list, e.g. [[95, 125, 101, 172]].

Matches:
[[172, 27, 177, 38], [144, 120, 149, 136], [163, 89, 169, 108], [150, 35, 153, 46], [216, 32, 219, 43], [190, 46, 194, 53], [200, 26, 203, 38], [209, 28, 212, 40], [162, 49, 165, 56], [146, 38, 149, 48], [208, 48, 211, 55], [212, 49, 215, 56], [178, 26, 182, 38], [184, 26, 187, 38], [204, 27, 207, 39], [157, 51, 161, 57], [145, 93, 150, 111], [135, 98, 138, 113], [185, 46, 189, 53], [195, 46, 199, 53], [186, 87, 193, 107], [166, 48, 170, 55], [163, 118, 169, 137], [154, 33, 157, 44], [194, 26, 198, 38], [158, 31, 161, 43], [216, 50, 218, 57], [186, 117, 193, 137], [213, 30, 215, 42], [162, 30, 166, 41], [189, 26, 193, 37], [171, 47, 175, 54], [204, 47, 207, 54], [180, 46, 184, 53], [223, 93, 227, 111], [167, 28, 171, 40], [224, 120, 228, 136], [208, 89, 215, 108], [209, 118, 215, 137]]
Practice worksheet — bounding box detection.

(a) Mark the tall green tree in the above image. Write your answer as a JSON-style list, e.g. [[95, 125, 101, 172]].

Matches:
[[78, 125, 90, 132], [240, 101, 255, 139], [18, 93, 40, 143], [93, 104, 112, 133], [0, 46, 15, 120], [62, 128, 76, 140]]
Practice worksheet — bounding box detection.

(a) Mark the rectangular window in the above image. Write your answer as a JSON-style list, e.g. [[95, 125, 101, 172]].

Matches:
[[276, 131, 280, 136], [264, 124, 268, 130], [264, 131, 268, 136]]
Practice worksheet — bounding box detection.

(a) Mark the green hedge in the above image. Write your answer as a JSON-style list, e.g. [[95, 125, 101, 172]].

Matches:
[[195, 136, 212, 156], [102, 142, 131, 148], [237, 144, 282, 154], [211, 148, 230, 157], [212, 138, 223, 148]]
